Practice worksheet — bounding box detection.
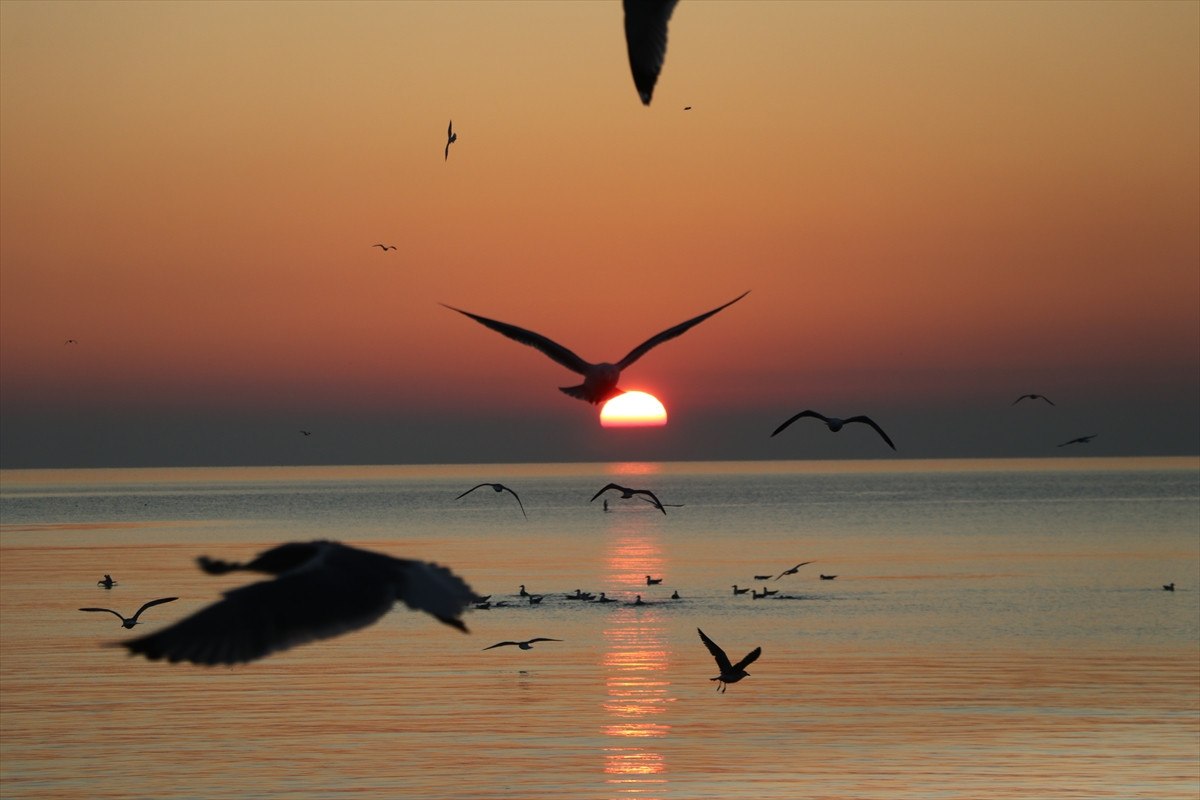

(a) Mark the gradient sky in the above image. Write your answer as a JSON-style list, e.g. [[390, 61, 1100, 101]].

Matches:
[[2, 0, 1197, 467]]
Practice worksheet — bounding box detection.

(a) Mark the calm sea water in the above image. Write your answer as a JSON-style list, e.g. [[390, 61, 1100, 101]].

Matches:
[[2, 458, 1197, 799]]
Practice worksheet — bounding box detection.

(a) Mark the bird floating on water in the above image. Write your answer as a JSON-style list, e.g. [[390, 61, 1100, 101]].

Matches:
[[595, 592, 616, 603], [119, 541, 474, 665], [1163, 583, 1175, 591], [771, 410, 896, 450], [671, 590, 680, 599], [442, 291, 748, 405], [592, 483, 669, 514], [646, 575, 663, 585], [632, 595, 645, 606], [455, 483, 527, 519], [483, 637, 562, 651], [80, 597, 177, 629], [623, 0, 678, 105], [820, 574, 837, 580], [697, 628, 761, 693], [372, 244, 397, 252], [1057, 434, 1097, 447], [732, 585, 750, 595], [1012, 394, 1054, 406], [445, 119, 457, 160], [776, 562, 814, 580], [97, 575, 117, 589]]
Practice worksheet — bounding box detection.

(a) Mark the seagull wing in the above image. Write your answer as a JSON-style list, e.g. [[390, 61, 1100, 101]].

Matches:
[[697, 628, 733, 673], [502, 486, 528, 519], [483, 641, 519, 650], [616, 291, 749, 370], [623, 0, 679, 105], [527, 638, 563, 644], [633, 489, 667, 513], [845, 416, 896, 450], [731, 646, 762, 673], [442, 304, 592, 375], [770, 409, 826, 437], [128, 597, 178, 623], [455, 484, 491, 500], [79, 607, 125, 621], [1041, 396, 1056, 406], [591, 483, 622, 502]]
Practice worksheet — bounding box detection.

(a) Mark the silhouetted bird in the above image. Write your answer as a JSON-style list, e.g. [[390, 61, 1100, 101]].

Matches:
[[527, 594, 544, 605], [732, 585, 750, 595], [372, 244, 397, 251], [483, 637, 561, 651], [753, 574, 773, 581], [632, 595, 645, 606], [592, 483, 668, 514], [820, 574, 837, 580], [455, 483, 527, 519], [1012, 394, 1054, 406], [646, 575, 663, 585], [776, 562, 814, 580], [80, 597, 177, 629], [97, 575, 117, 589], [445, 119, 457, 160], [64, 338, 78, 345], [697, 628, 761, 693], [519, 584, 532, 597], [299, 430, 312, 436], [1163, 583, 1175, 591], [671, 590, 680, 599], [1057, 434, 1097, 447], [595, 592, 617, 603], [120, 541, 474, 665], [771, 410, 896, 450], [623, 0, 678, 105], [442, 291, 748, 405]]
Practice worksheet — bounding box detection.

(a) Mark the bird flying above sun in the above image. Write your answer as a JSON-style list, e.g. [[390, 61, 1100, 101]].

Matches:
[[600, 391, 667, 428]]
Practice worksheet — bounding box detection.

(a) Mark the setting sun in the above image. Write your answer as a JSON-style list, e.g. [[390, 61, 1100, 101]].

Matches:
[[599, 391, 667, 428]]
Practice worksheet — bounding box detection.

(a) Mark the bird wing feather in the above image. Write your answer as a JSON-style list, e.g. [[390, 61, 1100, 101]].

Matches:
[[770, 409, 824, 437], [616, 291, 749, 370], [442, 304, 591, 375], [697, 628, 733, 673], [623, 0, 679, 105], [731, 646, 762, 673], [845, 416, 896, 450], [130, 597, 178, 622]]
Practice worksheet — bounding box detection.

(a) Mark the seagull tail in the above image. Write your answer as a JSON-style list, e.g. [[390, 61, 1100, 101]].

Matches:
[[559, 384, 597, 403]]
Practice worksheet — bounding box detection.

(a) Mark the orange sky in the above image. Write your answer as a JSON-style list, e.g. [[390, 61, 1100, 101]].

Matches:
[[1, 1, 1197, 465]]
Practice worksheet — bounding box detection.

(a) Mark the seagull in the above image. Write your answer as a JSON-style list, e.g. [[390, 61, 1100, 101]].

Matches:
[[372, 244, 397, 251], [64, 338, 78, 345], [671, 590, 680, 599], [482, 637, 562, 651], [519, 584, 532, 597], [445, 119, 457, 160], [595, 592, 617, 603], [79, 597, 177, 629], [97, 575, 117, 589], [592, 483, 668, 514], [119, 541, 474, 665], [455, 483, 527, 519], [753, 574, 773, 581], [632, 594, 645, 606], [820, 574, 837, 580], [751, 589, 767, 599], [1013, 394, 1054, 406], [646, 575, 663, 585], [776, 562, 814, 580], [527, 594, 544, 605], [761, 587, 778, 596], [732, 585, 750, 595], [299, 430, 312, 436], [1057, 434, 1097, 447], [1163, 583, 1175, 591], [442, 291, 748, 405], [623, 0, 678, 105], [697, 628, 761, 693], [771, 410, 896, 450]]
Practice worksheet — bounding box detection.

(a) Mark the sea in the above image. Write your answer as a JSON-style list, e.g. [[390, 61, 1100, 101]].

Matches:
[[1, 458, 1197, 800]]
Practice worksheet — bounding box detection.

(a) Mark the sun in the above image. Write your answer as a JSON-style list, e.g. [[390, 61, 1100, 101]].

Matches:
[[599, 391, 668, 428]]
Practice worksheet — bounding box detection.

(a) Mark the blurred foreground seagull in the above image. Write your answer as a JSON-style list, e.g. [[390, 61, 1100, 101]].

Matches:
[[1012, 394, 1054, 406], [483, 637, 562, 651], [1057, 434, 1097, 447], [455, 483, 527, 519], [80, 597, 177, 629], [445, 119, 457, 160], [697, 627, 761, 693], [623, 0, 678, 105], [442, 291, 748, 405], [591, 483, 668, 514], [771, 410, 896, 451], [119, 541, 474, 665], [776, 561, 814, 580]]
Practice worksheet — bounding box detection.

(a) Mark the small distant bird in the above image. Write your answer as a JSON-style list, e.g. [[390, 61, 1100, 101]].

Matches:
[[455, 483, 527, 519], [299, 430, 312, 436], [442, 291, 748, 405], [671, 590, 680, 599], [761, 587, 778, 596], [683, 106, 692, 110], [64, 338, 78, 345], [632, 595, 645, 606], [646, 575, 663, 585], [120, 541, 474, 665], [1012, 394, 1054, 406], [1058, 435, 1097, 447], [776, 562, 814, 580], [592, 483, 668, 514], [79, 597, 177, 629], [372, 244, 397, 252], [771, 410, 896, 450], [751, 589, 767, 599], [820, 574, 837, 580], [595, 592, 616, 603], [697, 628, 761, 693], [1163, 583, 1175, 591], [97, 575, 117, 589], [753, 574, 773, 581], [445, 119, 457, 160], [732, 585, 750, 595], [623, 0, 678, 105], [483, 637, 561, 651], [527, 594, 544, 605], [519, 584, 531, 597]]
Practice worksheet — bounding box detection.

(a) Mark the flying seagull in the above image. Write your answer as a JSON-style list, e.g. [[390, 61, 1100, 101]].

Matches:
[[591, 483, 668, 514], [79, 597, 177, 629], [372, 244, 397, 251], [776, 561, 814, 580], [97, 574, 117, 589], [64, 338, 78, 345], [771, 410, 896, 451], [119, 541, 474, 665], [299, 430, 312, 436], [445, 119, 457, 160], [623, 0, 678, 105], [697, 627, 761, 693], [455, 483, 527, 519], [752, 574, 773, 581], [1057, 434, 1097, 447], [442, 291, 748, 405], [1012, 394, 1054, 406], [482, 637, 562, 651]]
